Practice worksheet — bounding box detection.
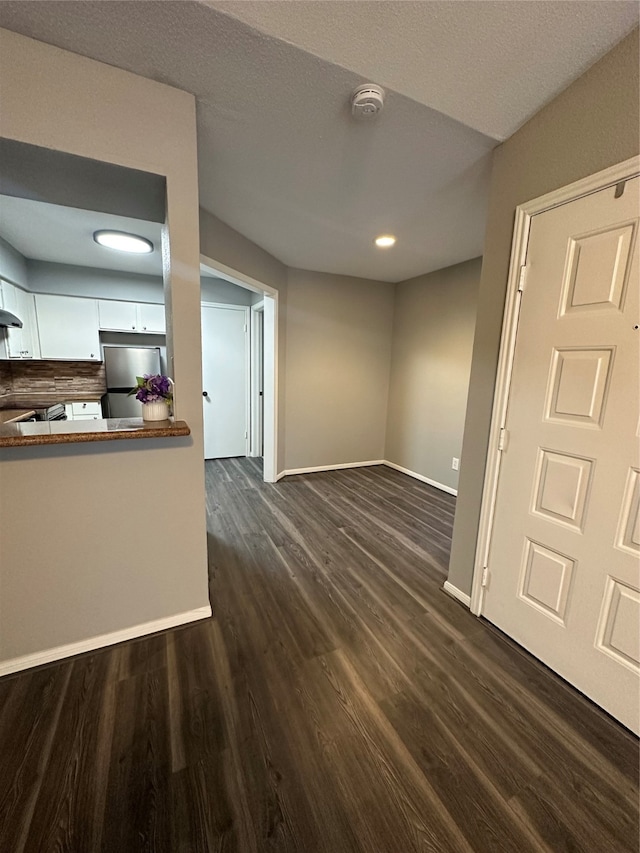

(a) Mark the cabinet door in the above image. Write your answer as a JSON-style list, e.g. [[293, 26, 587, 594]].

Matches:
[[137, 303, 165, 334], [98, 300, 138, 332], [1, 281, 24, 357], [0, 281, 41, 359], [15, 288, 41, 358], [35, 295, 100, 360]]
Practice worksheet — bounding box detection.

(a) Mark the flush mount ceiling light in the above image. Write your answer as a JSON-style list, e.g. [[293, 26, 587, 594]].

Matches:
[[93, 230, 154, 254], [375, 235, 396, 248]]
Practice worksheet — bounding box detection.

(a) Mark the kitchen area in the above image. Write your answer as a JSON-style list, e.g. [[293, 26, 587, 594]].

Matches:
[[0, 189, 173, 439], [0, 286, 167, 424]]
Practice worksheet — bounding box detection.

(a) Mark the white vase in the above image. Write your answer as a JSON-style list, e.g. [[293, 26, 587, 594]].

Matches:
[[141, 401, 170, 422]]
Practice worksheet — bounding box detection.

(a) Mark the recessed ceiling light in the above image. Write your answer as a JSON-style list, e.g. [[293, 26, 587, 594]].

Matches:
[[375, 235, 396, 248], [93, 230, 154, 254]]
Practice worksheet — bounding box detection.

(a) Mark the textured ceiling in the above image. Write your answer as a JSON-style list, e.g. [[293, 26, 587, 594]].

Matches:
[[0, 1, 636, 282], [209, 1, 639, 140], [0, 196, 163, 276]]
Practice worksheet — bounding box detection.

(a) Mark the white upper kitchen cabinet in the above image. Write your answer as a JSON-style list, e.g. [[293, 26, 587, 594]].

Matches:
[[0, 279, 41, 359], [98, 300, 165, 334], [35, 294, 101, 360], [98, 300, 138, 332], [137, 302, 165, 334]]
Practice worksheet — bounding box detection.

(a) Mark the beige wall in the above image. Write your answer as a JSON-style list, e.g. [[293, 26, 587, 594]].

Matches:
[[386, 258, 481, 491], [0, 29, 209, 663], [448, 28, 640, 595], [284, 268, 394, 470]]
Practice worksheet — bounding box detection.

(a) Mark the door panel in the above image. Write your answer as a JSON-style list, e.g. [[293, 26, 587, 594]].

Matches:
[[484, 177, 639, 733], [201, 305, 248, 459], [545, 347, 613, 426]]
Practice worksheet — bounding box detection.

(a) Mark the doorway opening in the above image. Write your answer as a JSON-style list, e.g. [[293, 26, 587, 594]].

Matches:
[[199, 256, 278, 483]]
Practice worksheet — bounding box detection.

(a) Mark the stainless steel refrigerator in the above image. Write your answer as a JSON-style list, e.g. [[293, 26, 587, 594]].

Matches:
[[103, 345, 162, 418]]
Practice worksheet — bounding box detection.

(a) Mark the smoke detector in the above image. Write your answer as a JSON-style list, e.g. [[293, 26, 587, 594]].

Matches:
[[351, 84, 385, 119]]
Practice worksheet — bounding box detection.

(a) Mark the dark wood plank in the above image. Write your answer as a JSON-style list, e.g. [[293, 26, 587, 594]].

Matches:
[[22, 652, 118, 853], [167, 619, 226, 773], [101, 667, 171, 852], [379, 690, 546, 852], [0, 663, 73, 852], [169, 757, 235, 853]]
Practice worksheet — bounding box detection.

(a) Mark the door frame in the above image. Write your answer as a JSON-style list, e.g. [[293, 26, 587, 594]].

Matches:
[[200, 254, 280, 483], [471, 155, 640, 617], [249, 300, 264, 458], [201, 301, 250, 458]]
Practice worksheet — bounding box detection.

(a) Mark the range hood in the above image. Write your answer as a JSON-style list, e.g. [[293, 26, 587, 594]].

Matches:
[[0, 308, 23, 328]]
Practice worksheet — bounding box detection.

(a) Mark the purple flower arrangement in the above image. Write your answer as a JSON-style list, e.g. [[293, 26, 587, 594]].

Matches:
[[128, 374, 174, 404]]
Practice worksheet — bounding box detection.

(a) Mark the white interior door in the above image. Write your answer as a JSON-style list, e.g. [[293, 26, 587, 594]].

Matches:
[[201, 304, 248, 459], [483, 177, 639, 733]]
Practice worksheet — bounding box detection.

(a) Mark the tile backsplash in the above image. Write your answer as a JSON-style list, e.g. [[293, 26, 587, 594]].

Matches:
[[0, 362, 11, 394], [0, 360, 106, 399]]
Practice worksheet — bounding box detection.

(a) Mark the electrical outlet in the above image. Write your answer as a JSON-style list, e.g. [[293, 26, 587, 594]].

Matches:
[[452, 457, 459, 471]]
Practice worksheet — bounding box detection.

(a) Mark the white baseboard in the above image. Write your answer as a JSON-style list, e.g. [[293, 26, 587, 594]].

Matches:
[[383, 460, 458, 496], [443, 581, 471, 608], [278, 459, 458, 496], [0, 605, 212, 678], [281, 460, 385, 477]]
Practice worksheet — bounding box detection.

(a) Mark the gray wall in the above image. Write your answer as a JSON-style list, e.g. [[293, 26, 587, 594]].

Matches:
[[0, 28, 209, 666], [201, 275, 254, 306], [386, 258, 481, 491], [28, 260, 164, 302], [0, 235, 28, 288], [448, 27, 640, 596], [284, 268, 394, 470]]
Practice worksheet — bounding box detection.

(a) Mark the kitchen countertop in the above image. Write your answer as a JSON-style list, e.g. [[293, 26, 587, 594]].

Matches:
[[0, 408, 36, 425], [0, 417, 190, 447]]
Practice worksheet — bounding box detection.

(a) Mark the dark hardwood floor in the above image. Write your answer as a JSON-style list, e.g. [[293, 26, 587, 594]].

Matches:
[[1, 458, 638, 852]]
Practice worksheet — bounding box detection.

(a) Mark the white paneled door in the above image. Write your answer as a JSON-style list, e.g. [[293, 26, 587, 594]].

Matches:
[[201, 304, 249, 459], [484, 178, 639, 733]]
